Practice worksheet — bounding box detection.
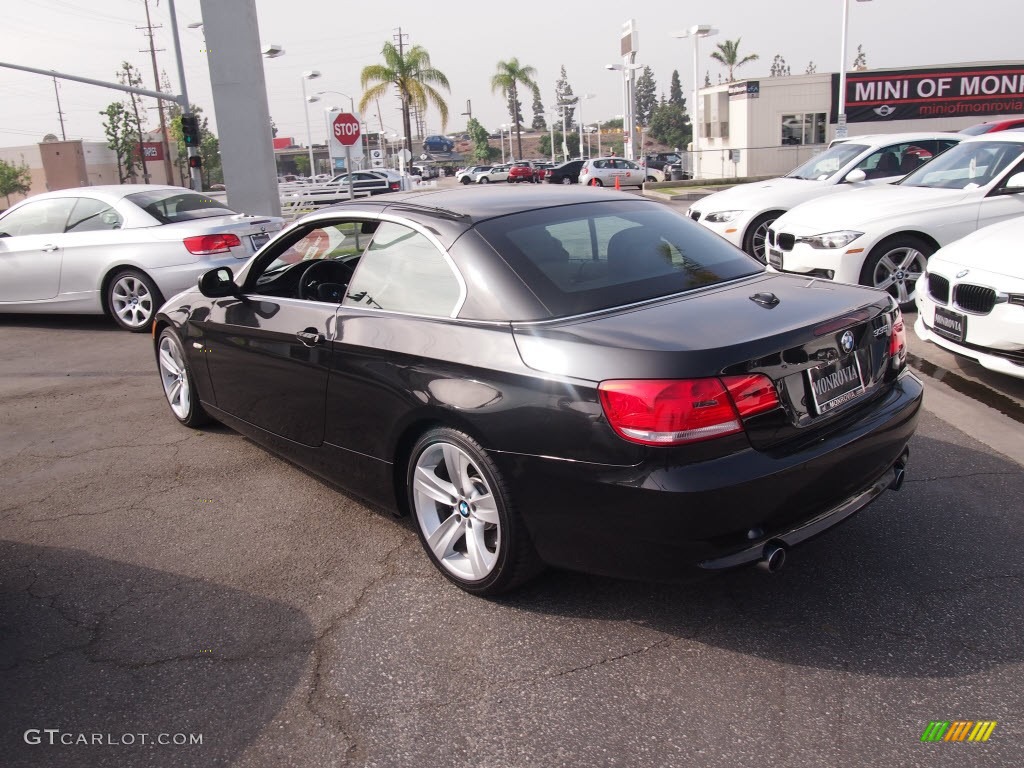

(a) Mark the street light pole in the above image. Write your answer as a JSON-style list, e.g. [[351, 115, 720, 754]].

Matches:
[[837, 0, 873, 140], [672, 25, 717, 180], [605, 64, 642, 160], [578, 94, 595, 160], [301, 70, 321, 177]]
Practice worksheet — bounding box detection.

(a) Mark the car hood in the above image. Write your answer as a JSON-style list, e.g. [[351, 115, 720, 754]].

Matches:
[[776, 185, 972, 231], [693, 177, 835, 212], [512, 272, 891, 382], [930, 217, 1024, 277]]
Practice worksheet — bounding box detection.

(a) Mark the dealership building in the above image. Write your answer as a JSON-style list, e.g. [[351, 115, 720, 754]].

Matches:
[[693, 60, 1024, 179]]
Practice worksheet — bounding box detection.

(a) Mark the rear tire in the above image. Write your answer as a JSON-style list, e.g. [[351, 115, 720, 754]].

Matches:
[[560, 176, 572, 185], [479, 177, 490, 184], [107, 269, 163, 332], [407, 428, 542, 596]]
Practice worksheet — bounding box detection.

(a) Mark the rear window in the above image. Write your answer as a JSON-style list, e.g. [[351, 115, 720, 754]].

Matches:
[[125, 190, 235, 224], [475, 201, 762, 318]]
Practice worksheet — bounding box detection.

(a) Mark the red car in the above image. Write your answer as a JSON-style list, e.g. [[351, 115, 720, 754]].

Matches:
[[507, 161, 537, 183], [959, 118, 1024, 135]]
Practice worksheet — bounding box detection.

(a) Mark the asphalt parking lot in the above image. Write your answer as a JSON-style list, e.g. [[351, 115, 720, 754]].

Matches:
[[2, 207, 1023, 766]]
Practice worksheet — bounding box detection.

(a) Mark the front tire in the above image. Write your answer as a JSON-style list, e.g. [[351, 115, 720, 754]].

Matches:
[[460, 176, 471, 185], [157, 328, 211, 427], [860, 234, 933, 309], [560, 176, 572, 185], [479, 177, 490, 184], [590, 178, 603, 187], [743, 211, 783, 264], [408, 428, 541, 596], [107, 269, 163, 332]]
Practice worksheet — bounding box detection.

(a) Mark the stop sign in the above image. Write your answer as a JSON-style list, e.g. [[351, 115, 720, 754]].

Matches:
[[332, 113, 361, 146]]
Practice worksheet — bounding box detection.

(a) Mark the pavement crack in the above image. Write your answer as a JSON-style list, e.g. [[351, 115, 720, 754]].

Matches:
[[904, 470, 1020, 484], [540, 637, 675, 682]]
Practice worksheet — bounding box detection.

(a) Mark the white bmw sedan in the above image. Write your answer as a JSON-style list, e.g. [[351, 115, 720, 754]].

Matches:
[[915, 216, 1024, 380], [766, 133, 1024, 307], [0, 186, 284, 331], [687, 133, 961, 263]]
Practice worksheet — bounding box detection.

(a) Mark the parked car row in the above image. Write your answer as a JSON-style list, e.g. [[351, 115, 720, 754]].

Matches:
[[690, 131, 1024, 381]]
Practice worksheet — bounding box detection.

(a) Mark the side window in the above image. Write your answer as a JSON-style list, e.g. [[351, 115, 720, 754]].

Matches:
[[252, 220, 376, 293], [342, 221, 461, 316], [857, 144, 909, 179], [65, 198, 123, 233], [0, 198, 75, 237]]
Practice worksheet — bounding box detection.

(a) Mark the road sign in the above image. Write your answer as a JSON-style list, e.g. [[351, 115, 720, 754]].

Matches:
[[332, 113, 361, 146]]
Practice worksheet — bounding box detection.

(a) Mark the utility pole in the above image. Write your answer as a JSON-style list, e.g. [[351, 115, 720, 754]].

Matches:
[[139, 0, 175, 185], [52, 77, 66, 140], [460, 99, 472, 125]]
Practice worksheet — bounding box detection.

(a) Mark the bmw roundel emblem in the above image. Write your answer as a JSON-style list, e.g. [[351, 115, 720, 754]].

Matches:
[[840, 330, 855, 354], [956, 269, 969, 279]]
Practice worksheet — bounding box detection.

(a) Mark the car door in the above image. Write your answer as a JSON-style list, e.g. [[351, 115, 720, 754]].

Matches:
[[55, 196, 126, 297], [325, 218, 465, 459], [977, 153, 1024, 230], [0, 197, 75, 302], [198, 217, 376, 446]]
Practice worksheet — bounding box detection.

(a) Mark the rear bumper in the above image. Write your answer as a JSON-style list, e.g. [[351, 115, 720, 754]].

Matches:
[[490, 372, 922, 581]]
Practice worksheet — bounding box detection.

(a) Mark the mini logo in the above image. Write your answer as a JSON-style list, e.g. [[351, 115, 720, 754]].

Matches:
[[921, 720, 997, 742], [956, 269, 969, 279], [840, 330, 856, 354], [873, 105, 897, 117]]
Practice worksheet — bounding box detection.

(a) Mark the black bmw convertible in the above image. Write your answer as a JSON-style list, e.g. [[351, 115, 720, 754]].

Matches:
[[153, 186, 921, 595]]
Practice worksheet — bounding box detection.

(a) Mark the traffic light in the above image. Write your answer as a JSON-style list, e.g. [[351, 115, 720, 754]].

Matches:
[[181, 114, 200, 146], [188, 155, 202, 169]]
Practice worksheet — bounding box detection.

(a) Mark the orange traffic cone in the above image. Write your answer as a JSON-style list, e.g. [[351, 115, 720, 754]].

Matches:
[[614, 175, 621, 191]]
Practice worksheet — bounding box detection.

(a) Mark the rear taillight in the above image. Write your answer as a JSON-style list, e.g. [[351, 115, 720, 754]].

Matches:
[[598, 375, 779, 446], [184, 233, 241, 255], [390, 182, 400, 190], [889, 308, 907, 370]]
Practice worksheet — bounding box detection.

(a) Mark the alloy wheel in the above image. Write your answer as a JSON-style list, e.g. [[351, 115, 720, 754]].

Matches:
[[412, 441, 501, 582], [158, 335, 191, 420], [871, 246, 927, 305], [111, 275, 155, 329]]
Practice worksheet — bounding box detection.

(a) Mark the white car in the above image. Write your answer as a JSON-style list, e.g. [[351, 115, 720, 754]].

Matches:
[[476, 165, 510, 183], [688, 133, 962, 262], [766, 133, 1024, 307], [579, 157, 646, 188], [456, 166, 492, 185], [0, 185, 284, 331], [914, 216, 1024, 380]]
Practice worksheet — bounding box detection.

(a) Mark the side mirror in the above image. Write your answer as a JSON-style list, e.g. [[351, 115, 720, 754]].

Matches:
[[844, 169, 867, 184], [198, 267, 240, 298], [998, 171, 1024, 194]]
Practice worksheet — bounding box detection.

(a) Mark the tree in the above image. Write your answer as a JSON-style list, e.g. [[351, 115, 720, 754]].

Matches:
[[770, 55, 791, 78], [100, 102, 138, 183], [294, 155, 310, 176], [270, 117, 278, 138], [634, 66, 658, 127], [853, 44, 868, 71], [805, 61, 817, 75], [704, 71, 711, 88], [555, 66, 576, 129], [537, 130, 579, 162], [491, 57, 537, 160], [710, 38, 759, 82], [466, 118, 495, 163], [360, 42, 450, 154], [669, 70, 684, 105], [0, 158, 32, 207], [117, 62, 150, 183], [530, 85, 547, 131], [648, 99, 691, 151]]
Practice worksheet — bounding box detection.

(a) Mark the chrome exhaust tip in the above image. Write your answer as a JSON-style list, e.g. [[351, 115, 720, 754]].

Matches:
[[889, 448, 910, 491], [757, 543, 786, 574]]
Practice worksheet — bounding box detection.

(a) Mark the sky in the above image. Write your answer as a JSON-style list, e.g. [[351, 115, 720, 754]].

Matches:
[[2, 0, 1022, 151]]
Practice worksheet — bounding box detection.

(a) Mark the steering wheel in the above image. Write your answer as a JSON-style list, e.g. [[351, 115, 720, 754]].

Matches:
[[298, 259, 353, 301]]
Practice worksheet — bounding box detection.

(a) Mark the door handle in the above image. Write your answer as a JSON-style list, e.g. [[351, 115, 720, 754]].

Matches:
[[40, 244, 59, 252], [296, 330, 323, 346]]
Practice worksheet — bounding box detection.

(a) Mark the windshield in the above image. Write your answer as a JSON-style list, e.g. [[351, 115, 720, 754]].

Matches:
[[126, 190, 235, 224], [475, 201, 762, 319], [899, 140, 1024, 189], [786, 143, 866, 181]]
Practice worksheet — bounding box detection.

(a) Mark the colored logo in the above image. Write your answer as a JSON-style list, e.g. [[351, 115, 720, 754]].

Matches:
[[921, 721, 997, 742], [840, 330, 855, 354]]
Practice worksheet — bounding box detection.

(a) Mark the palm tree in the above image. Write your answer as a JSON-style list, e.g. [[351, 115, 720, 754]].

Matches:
[[710, 38, 759, 82], [359, 42, 450, 154], [491, 58, 537, 160]]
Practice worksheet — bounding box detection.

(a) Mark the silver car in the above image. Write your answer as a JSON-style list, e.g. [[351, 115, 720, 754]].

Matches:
[[0, 185, 284, 331]]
